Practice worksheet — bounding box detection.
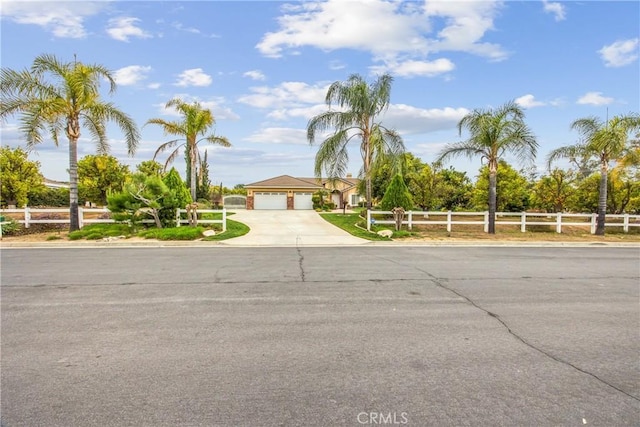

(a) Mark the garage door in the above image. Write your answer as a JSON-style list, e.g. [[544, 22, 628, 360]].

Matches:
[[254, 192, 287, 210], [294, 192, 313, 210]]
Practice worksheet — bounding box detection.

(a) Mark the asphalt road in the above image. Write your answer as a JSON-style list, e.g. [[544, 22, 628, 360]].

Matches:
[[1, 246, 639, 426]]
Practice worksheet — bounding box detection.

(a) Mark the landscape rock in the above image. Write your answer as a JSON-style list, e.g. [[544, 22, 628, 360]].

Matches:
[[202, 230, 216, 237], [377, 230, 393, 238]]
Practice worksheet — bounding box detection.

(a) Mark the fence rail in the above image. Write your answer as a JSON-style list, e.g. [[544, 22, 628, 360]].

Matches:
[[367, 210, 640, 234], [0, 207, 226, 232]]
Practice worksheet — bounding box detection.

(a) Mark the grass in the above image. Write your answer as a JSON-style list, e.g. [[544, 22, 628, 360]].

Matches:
[[64, 214, 250, 242], [201, 219, 250, 241], [138, 226, 205, 240], [68, 223, 133, 240], [319, 212, 391, 241]]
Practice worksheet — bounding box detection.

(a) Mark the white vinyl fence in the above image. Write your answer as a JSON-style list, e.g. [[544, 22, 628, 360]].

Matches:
[[367, 210, 640, 234], [0, 207, 226, 232]]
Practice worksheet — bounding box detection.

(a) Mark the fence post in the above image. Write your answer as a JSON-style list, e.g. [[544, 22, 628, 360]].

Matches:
[[447, 211, 452, 232], [623, 213, 629, 233], [483, 212, 489, 233], [79, 207, 84, 229], [408, 211, 412, 230], [176, 209, 181, 227], [24, 206, 30, 228], [521, 212, 526, 233], [556, 212, 562, 233], [590, 213, 597, 234], [222, 209, 227, 232], [367, 210, 371, 232]]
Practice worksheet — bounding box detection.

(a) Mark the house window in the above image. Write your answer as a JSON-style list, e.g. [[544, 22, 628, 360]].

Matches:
[[350, 194, 361, 206]]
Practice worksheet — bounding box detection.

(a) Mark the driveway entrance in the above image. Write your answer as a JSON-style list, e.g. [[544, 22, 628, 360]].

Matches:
[[223, 210, 368, 246]]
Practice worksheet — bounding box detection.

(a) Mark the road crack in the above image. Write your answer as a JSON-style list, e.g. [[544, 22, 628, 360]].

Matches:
[[296, 236, 306, 282], [374, 254, 640, 402]]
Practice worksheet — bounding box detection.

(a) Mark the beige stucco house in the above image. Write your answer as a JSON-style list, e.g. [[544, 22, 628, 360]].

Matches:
[[245, 174, 363, 210]]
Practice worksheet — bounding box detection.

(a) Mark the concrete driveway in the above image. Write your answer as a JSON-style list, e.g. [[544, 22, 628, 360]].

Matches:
[[224, 210, 368, 246]]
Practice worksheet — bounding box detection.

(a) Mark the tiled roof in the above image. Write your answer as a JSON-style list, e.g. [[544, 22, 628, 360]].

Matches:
[[246, 175, 360, 190], [245, 175, 323, 188]]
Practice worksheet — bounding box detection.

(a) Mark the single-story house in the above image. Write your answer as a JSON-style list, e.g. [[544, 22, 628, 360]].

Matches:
[[245, 174, 363, 210]]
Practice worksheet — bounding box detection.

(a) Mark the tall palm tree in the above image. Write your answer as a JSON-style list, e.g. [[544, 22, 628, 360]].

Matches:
[[0, 54, 140, 231], [147, 98, 231, 201], [436, 101, 537, 234], [307, 73, 404, 209], [548, 114, 640, 235]]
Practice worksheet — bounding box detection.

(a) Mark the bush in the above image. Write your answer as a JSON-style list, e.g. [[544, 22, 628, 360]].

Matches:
[[138, 226, 204, 240], [28, 187, 70, 207], [0, 215, 20, 235]]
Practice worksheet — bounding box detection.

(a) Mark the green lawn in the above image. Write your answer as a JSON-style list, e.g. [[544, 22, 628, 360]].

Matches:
[[66, 217, 250, 241], [319, 212, 391, 241]]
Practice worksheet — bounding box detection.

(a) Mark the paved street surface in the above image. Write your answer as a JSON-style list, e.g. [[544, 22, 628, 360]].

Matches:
[[1, 246, 639, 426]]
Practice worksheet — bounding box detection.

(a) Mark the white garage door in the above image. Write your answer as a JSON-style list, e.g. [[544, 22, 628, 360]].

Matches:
[[254, 192, 287, 210], [294, 192, 314, 210]]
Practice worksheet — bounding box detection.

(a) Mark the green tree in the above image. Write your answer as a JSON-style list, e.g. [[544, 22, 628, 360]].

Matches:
[[160, 168, 192, 227], [471, 161, 531, 212], [77, 154, 130, 206], [147, 98, 231, 202], [436, 101, 537, 233], [530, 169, 573, 213], [136, 160, 164, 177], [380, 173, 414, 211], [548, 114, 640, 235], [0, 146, 44, 207], [107, 173, 170, 228], [307, 73, 405, 209], [196, 150, 212, 201], [0, 54, 140, 231], [431, 167, 473, 211]]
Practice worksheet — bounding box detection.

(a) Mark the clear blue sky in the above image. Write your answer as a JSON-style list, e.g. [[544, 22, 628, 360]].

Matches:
[[1, 1, 638, 186]]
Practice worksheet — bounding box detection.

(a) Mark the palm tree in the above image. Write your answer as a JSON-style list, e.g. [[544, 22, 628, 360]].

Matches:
[[307, 73, 404, 209], [548, 114, 640, 235], [146, 98, 231, 202], [0, 54, 140, 231], [436, 101, 537, 234]]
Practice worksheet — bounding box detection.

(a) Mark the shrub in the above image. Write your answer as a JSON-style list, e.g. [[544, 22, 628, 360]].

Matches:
[[0, 215, 20, 235], [380, 174, 414, 211]]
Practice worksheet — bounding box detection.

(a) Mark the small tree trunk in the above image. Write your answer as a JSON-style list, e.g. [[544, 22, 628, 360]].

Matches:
[[488, 165, 497, 234], [68, 136, 80, 232], [190, 146, 197, 203], [152, 210, 163, 229], [595, 163, 608, 236]]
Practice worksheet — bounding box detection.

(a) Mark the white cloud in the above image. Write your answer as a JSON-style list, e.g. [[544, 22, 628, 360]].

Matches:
[[171, 21, 201, 34], [0, 1, 106, 38], [155, 95, 239, 120], [238, 81, 330, 109], [147, 82, 161, 90], [577, 92, 614, 106], [382, 105, 470, 135], [329, 60, 346, 70], [106, 17, 152, 42], [243, 70, 267, 81], [542, 1, 566, 22], [113, 65, 152, 86], [174, 68, 213, 87], [598, 38, 639, 67], [244, 128, 308, 145], [370, 58, 455, 78], [257, 0, 506, 75], [267, 104, 331, 121], [515, 94, 546, 108]]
